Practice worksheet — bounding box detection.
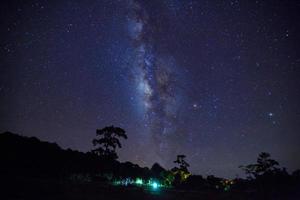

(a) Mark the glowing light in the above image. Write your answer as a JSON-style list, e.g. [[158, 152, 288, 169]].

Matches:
[[112, 178, 164, 189], [135, 178, 143, 185], [152, 182, 158, 189]]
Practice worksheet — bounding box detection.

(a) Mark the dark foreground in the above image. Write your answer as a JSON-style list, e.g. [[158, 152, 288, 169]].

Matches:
[[1, 132, 299, 200], [2, 176, 300, 200]]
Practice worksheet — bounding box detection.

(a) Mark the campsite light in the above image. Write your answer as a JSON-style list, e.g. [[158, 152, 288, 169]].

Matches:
[[152, 182, 158, 189], [135, 178, 143, 185]]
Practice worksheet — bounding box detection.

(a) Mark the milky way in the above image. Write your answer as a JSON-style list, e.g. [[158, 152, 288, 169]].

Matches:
[[126, 0, 186, 164], [1, 0, 299, 177]]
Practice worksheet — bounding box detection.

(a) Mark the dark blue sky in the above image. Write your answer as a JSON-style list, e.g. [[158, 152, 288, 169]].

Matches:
[[1, 0, 300, 178]]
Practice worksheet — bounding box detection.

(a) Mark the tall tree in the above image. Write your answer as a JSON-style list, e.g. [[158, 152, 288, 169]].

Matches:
[[172, 155, 191, 184], [92, 126, 127, 160], [174, 155, 190, 172], [240, 152, 279, 178]]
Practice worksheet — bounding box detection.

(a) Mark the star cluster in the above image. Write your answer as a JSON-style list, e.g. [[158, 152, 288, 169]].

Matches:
[[125, 0, 187, 165]]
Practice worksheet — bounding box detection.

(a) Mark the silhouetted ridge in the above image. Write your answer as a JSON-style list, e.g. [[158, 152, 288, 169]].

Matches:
[[0, 131, 152, 180], [0, 131, 111, 179]]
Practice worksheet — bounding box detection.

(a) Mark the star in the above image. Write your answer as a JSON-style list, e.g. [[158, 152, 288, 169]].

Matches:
[[192, 103, 201, 110], [1, 0, 299, 178]]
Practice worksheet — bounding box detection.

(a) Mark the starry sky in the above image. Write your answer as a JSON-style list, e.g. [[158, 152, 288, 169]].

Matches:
[[1, 0, 300, 178]]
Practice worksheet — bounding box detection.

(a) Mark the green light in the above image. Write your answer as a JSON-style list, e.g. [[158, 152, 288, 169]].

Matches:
[[152, 182, 158, 189], [135, 178, 143, 185]]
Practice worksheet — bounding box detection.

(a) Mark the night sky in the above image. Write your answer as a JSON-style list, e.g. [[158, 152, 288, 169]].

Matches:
[[1, 0, 300, 178]]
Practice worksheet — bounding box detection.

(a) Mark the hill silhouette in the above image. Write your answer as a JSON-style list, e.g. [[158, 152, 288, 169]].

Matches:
[[1, 131, 300, 200], [0, 131, 155, 179], [0, 131, 153, 199]]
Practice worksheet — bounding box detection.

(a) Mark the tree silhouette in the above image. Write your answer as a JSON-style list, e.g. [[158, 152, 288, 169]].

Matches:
[[240, 152, 279, 178], [92, 126, 127, 160], [151, 163, 166, 177], [172, 155, 191, 185], [174, 155, 190, 171]]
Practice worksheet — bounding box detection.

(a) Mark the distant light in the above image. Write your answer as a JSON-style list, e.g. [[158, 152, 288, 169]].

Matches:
[[268, 112, 274, 117], [152, 182, 158, 189], [136, 178, 143, 185]]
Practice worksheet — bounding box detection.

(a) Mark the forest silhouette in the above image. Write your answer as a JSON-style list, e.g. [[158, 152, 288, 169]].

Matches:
[[1, 127, 300, 199]]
